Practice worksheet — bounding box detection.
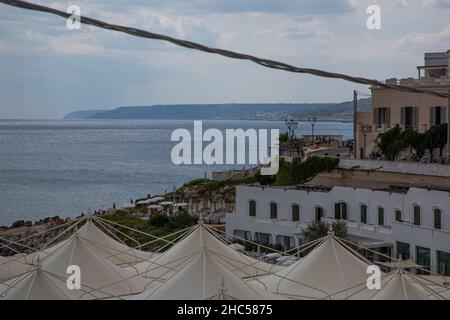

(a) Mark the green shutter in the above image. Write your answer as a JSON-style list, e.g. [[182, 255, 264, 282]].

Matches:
[[413, 107, 419, 130], [401, 107, 405, 126], [414, 206, 421, 225], [249, 201, 256, 217], [335, 203, 340, 219], [378, 207, 384, 225], [434, 209, 441, 229], [292, 205, 300, 222], [342, 202, 347, 220]]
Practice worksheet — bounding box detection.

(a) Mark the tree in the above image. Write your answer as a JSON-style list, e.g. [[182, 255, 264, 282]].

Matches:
[[148, 213, 170, 228], [376, 125, 405, 160], [302, 220, 348, 242], [376, 123, 448, 161], [279, 132, 289, 144]]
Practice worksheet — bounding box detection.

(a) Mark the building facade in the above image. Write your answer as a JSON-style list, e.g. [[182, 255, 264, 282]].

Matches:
[[356, 50, 450, 161], [226, 185, 450, 275]]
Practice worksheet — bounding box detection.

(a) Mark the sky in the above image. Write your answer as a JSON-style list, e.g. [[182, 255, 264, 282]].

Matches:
[[0, 0, 449, 119]]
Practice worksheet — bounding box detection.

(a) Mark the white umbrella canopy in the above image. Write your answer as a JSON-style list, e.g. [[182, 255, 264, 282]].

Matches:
[[249, 236, 372, 299], [19, 219, 156, 266], [147, 205, 163, 210], [131, 249, 285, 300], [173, 203, 188, 207], [136, 199, 152, 205], [0, 255, 33, 282], [0, 267, 79, 300], [346, 269, 446, 300], [152, 197, 165, 201], [128, 224, 284, 281], [39, 234, 149, 299], [160, 201, 174, 206], [76, 219, 156, 265]]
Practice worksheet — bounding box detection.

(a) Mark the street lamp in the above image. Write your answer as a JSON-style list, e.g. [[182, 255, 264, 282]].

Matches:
[[284, 119, 298, 141], [308, 116, 317, 146]]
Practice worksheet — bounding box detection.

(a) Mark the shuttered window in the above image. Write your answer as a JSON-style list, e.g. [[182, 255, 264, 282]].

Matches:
[[249, 200, 256, 217], [292, 204, 300, 222]]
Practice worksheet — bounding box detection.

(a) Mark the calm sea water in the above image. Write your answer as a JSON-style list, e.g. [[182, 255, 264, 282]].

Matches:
[[0, 119, 352, 225]]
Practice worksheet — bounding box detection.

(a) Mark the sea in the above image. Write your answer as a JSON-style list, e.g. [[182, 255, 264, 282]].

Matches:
[[0, 119, 352, 226]]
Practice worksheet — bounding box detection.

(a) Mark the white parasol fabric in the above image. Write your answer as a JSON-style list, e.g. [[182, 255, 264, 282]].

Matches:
[[249, 235, 372, 299], [346, 269, 446, 300], [0, 267, 78, 300], [0, 255, 33, 282], [38, 234, 149, 299], [76, 219, 156, 265], [131, 249, 285, 300], [127, 224, 284, 281]]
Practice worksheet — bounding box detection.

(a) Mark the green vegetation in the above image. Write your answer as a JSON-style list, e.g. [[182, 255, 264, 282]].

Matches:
[[275, 156, 339, 186], [102, 210, 198, 252], [302, 220, 348, 242], [376, 123, 448, 161], [279, 132, 289, 144]]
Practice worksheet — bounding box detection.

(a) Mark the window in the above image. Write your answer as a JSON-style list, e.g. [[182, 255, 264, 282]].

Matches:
[[334, 202, 347, 220], [437, 250, 450, 276], [434, 208, 442, 230], [249, 200, 256, 217], [397, 241, 410, 260], [413, 205, 421, 225], [315, 206, 323, 222], [430, 106, 445, 126], [360, 204, 367, 224], [377, 207, 385, 226], [270, 202, 277, 219], [373, 107, 390, 126], [395, 209, 402, 222], [401, 106, 418, 130], [292, 204, 300, 222], [416, 246, 431, 275]]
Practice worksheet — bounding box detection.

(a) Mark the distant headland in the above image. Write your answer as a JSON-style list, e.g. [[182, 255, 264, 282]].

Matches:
[[63, 99, 371, 122]]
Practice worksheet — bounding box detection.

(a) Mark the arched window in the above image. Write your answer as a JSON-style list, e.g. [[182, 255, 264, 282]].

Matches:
[[434, 208, 442, 230], [378, 207, 385, 226], [360, 204, 367, 224], [270, 202, 278, 219], [315, 206, 323, 222], [292, 204, 300, 222], [335, 202, 347, 220], [413, 205, 421, 226], [249, 200, 256, 217], [395, 209, 402, 222]]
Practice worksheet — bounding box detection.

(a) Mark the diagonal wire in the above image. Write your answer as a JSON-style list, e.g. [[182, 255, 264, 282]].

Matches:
[[1, 0, 450, 99]]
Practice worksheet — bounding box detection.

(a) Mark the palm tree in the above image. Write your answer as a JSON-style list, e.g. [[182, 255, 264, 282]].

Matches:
[[302, 220, 347, 242]]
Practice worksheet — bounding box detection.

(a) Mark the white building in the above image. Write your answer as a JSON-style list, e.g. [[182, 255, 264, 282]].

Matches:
[[226, 185, 450, 275]]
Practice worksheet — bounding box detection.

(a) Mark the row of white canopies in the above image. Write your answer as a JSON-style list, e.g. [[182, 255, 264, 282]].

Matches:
[[0, 216, 449, 300]]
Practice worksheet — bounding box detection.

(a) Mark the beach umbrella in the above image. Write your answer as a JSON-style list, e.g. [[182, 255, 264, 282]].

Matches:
[[249, 235, 373, 299], [147, 205, 163, 210], [126, 224, 284, 281], [131, 248, 285, 300], [0, 255, 33, 282]]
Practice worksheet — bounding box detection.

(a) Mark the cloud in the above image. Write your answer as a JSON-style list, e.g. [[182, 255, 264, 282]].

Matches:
[[395, 25, 450, 51], [422, 0, 450, 9], [86, 0, 356, 15]]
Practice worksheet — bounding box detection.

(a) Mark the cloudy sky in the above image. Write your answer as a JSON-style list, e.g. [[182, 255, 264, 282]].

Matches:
[[0, 0, 449, 119]]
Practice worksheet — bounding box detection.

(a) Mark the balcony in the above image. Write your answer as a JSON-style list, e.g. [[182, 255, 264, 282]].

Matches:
[[322, 217, 391, 235]]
